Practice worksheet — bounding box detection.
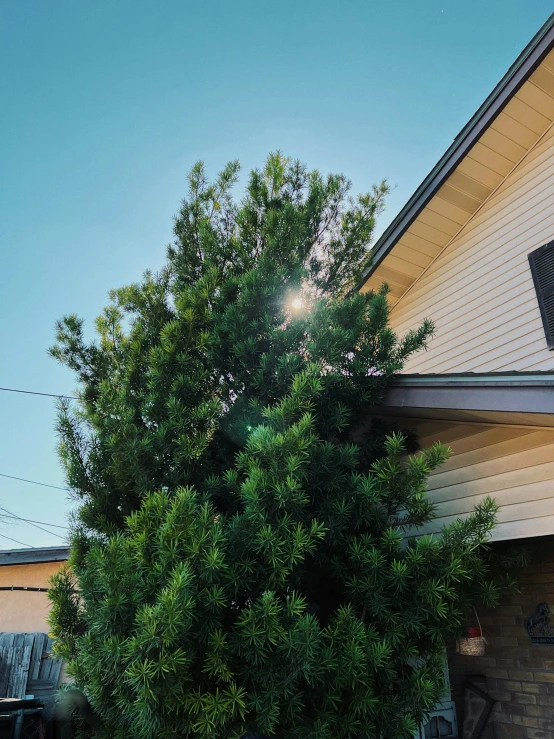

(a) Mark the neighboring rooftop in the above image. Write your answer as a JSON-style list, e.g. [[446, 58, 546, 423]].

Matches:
[[359, 12, 554, 305], [0, 546, 70, 566]]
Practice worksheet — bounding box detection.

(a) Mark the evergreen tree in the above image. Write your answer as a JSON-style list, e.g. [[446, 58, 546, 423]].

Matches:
[[49, 154, 517, 739]]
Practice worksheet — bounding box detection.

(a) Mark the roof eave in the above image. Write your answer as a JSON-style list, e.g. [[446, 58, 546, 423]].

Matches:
[[374, 372, 554, 422]]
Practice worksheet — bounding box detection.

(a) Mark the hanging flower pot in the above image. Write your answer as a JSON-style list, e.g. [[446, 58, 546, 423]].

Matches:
[[457, 618, 487, 657]]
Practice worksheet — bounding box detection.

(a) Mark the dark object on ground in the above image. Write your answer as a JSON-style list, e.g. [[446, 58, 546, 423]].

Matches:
[[0, 698, 44, 739], [52, 689, 99, 739]]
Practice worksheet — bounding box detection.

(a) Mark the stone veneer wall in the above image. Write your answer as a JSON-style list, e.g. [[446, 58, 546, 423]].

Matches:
[[448, 540, 554, 739]]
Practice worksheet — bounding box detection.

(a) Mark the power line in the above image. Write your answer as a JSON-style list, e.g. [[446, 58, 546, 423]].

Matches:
[[0, 505, 67, 542], [0, 390, 73, 543], [0, 533, 32, 548], [0, 514, 68, 530], [0, 514, 67, 541], [0, 473, 68, 492], [0, 474, 70, 538], [0, 386, 76, 400]]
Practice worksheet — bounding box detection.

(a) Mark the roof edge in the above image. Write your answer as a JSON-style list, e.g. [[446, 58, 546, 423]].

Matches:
[[0, 546, 70, 566], [390, 372, 554, 387], [378, 373, 554, 418], [357, 11, 554, 291]]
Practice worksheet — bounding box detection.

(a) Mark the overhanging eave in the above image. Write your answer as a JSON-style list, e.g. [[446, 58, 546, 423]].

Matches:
[[373, 373, 554, 426]]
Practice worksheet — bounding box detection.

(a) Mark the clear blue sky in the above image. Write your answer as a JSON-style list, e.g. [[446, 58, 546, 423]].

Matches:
[[1, 0, 552, 547]]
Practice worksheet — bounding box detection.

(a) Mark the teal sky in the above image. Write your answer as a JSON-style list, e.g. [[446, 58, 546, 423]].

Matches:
[[1, 0, 552, 547]]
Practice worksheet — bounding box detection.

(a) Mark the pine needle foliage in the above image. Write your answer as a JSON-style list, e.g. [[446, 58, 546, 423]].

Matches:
[[49, 154, 515, 739]]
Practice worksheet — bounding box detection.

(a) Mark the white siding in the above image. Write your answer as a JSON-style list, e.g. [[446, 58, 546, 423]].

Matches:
[[390, 125, 554, 373], [410, 422, 554, 541]]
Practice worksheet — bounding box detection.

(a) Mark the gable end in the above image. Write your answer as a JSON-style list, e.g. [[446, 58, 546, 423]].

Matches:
[[358, 13, 554, 307]]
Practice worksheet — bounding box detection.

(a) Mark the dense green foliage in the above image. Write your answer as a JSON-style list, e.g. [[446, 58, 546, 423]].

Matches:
[[49, 154, 517, 739]]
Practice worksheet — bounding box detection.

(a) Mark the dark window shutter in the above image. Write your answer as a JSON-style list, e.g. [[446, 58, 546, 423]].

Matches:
[[529, 240, 554, 350]]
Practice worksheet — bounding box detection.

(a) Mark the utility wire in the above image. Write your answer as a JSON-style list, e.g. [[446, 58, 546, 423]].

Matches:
[[0, 389, 73, 543], [1, 517, 66, 541], [0, 505, 67, 542], [0, 514, 68, 530], [0, 474, 70, 537], [0, 533, 32, 548], [0, 472, 68, 492], [0, 386, 76, 400]]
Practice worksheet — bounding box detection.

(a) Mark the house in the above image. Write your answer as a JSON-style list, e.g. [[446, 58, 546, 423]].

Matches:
[[0, 546, 69, 634], [359, 12, 554, 739], [0, 546, 69, 738]]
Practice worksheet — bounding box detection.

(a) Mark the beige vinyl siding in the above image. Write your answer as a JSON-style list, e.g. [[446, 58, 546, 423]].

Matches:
[[390, 124, 554, 373], [409, 422, 554, 541]]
